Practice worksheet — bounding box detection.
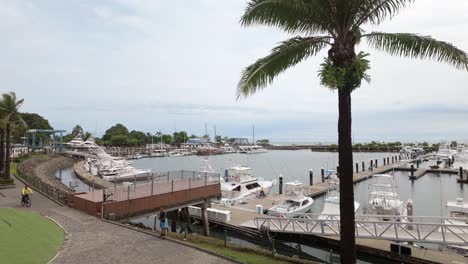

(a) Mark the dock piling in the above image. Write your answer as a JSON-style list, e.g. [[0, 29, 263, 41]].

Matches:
[[375, 159, 378, 168], [407, 200, 414, 245], [383, 158, 386, 166], [392, 156, 394, 163], [362, 161, 365, 172], [411, 164, 415, 178], [309, 170, 313, 186], [370, 160, 373, 170], [201, 201, 210, 236], [279, 176, 283, 194], [460, 167, 464, 181], [387, 157, 390, 165], [356, 162, 359, 173], [321, 169, 325, 183]]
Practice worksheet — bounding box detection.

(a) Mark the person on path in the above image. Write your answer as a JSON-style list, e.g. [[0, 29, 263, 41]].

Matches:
[[21, 185, 33, 204], [158, 207, 167, 238]]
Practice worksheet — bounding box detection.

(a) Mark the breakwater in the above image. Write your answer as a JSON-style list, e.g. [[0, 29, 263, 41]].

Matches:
[[268, 144, 403, 152], [16, 154, 77, 204]]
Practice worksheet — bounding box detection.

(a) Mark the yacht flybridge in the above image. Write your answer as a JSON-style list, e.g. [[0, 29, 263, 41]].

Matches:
[[364, 174, 407, 219]]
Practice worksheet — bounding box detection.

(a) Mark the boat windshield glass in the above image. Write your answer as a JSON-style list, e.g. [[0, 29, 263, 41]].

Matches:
[[245, 183, 260, 190]]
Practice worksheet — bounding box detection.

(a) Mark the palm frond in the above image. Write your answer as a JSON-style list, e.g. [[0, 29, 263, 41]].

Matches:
[[354, 0, 413, 26], [237, 36, 330, 99], [241, 0, 334, 35], [365, 32, 468, 70], [16, 115, 27, 129]]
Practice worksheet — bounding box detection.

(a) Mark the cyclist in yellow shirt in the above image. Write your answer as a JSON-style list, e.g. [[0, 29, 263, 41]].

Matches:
[[21, 185, 33, 205]]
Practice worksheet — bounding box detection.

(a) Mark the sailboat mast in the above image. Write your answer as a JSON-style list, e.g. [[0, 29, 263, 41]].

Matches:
[[253, 125, 255, 145]]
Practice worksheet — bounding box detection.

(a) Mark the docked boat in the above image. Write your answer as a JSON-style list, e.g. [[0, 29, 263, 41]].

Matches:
[[268, 181, 313, 217], [238, 145, 268, 154], [150, 149, 167, 157], [444, 198, 468, 255], [168, 149, 191, 157], [447, 198, 468, 221], [197, 147, 224, 156], [318, 175, 360, 220], [220, 166, 276, 203], [363, 174, 407, 220]]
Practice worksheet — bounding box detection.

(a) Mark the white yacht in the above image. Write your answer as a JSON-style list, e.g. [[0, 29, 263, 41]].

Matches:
[[150, 149, 167, 157], [83, 146, 151, 181], [268, 181, 313, 217], [238, 145, 268, 154], [447, 198, 468, 220], [220, 166, 276, 203], [168, 149, 192, 157], [364, 174, 407, 220], [318, 175, 360, 220], [444, 198, 468, 255]]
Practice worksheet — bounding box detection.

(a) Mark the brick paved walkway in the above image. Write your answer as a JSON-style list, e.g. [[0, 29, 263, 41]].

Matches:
[[0, 178, 235, 264]]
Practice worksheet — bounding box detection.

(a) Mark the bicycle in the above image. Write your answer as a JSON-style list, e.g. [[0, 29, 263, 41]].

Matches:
[[21, 195, 32, 207]]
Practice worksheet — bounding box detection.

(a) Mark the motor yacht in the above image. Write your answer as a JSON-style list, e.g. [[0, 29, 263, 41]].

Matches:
[[268, 181, 313, 217], [238, 145, 268, 154], [220, 166, 276, 203], [364, 174, 407, 220]]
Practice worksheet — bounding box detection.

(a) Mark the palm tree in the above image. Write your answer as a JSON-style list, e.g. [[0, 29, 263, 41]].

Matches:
[[237, 1, 468, 263], [0, 92, 26, 178], [0, 119, 5, 174]]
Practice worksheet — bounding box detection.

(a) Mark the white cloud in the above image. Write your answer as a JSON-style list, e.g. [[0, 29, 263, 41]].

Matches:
[[1, 0, 467, 141]]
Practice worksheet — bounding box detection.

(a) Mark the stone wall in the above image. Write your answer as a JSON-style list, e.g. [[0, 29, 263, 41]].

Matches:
[[17, 154, 77, 204]]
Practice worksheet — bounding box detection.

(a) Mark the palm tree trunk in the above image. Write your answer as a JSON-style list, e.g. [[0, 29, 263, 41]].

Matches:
[[5, 123, 11, 178], [0, 130, 4, 174], [338, 85, 356, 264]]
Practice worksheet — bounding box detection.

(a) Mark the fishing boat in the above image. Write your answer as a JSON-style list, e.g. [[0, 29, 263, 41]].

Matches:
[[363, 174, 407, 220], [268, 181, 313, 217], [444, 198, 468, 255], [220, 166, 276, 203], [318, 175, 359, 220]]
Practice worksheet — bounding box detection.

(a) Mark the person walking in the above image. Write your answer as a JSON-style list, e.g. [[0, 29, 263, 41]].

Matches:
[[158, 207, 167, 238]]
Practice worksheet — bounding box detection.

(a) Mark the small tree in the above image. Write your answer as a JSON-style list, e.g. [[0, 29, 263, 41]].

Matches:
[[0, 92, 26, 178]]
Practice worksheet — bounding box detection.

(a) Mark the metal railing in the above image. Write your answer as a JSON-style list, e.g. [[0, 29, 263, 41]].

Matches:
[[16, 165, 69, 205], [254, 214, 468, 246], [103, 170, 220, 202]]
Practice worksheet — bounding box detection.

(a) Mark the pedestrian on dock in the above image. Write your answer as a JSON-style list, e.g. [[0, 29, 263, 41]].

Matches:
[[159, 207, 168, 238]]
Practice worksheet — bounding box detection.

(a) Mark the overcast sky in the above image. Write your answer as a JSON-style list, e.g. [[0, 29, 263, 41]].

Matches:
[[1, 0, 467, 143]]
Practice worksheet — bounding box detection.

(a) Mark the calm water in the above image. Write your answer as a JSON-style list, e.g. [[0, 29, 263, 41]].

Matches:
[[131, 150, 394, 186], [131, 150, 465, 217], [55, 167, 90, 192]]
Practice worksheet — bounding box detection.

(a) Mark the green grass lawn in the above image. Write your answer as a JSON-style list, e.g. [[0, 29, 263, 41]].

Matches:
[[168, 233, 316, 264], [0, 208, 65, 264]]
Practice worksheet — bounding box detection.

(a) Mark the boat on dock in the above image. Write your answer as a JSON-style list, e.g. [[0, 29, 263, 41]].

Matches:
[[238, 145, 268, 154], [318, 174, 359, 220], [268, 181, 313, 217], [445, 198, 468, 255], [220, 166, 276, 204], [363, 174, 407, 220]]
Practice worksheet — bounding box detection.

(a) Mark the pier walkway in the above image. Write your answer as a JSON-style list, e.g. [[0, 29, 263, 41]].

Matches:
[[245, 214, 468, 247], [69, 170, 221, 220]]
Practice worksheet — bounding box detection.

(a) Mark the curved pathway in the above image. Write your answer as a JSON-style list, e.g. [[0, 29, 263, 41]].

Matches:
[[0, 178, 235, 264]]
